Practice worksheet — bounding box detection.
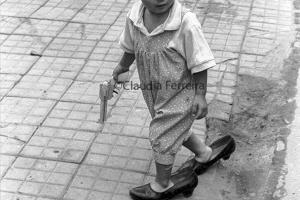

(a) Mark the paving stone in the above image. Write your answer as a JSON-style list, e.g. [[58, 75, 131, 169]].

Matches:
[[72, 0, 128, 24], [207, 100, 231, 121], [43, 38, 96, 59], [8, 74, 73, 99], [2, 157, 77, 199], [202, 6, 249, 48], [58, 23, 110, 40], [0, 35, 52, 54], [15, 19, 66, 37], [32, 7, 77, 21], [0, 53, 38, 74], [0, 0, 43, 17], [239, 53, 286, 79], [76, 60, 116, 82], [64, 165, 144, 200], [253, 0, 293, 11], [0, 34, 9, 45], [102, 25, 123, 42], [43, 101, 101, 131], [61, 81, 101, 104], [44, 0, 89, 10], [85, 130, 153, 169], [89, 41, 123, 61], [32, 0, 87, 20], [0, 155, 16, 178], [111, 194, 131, 200], [0, 191, 56, 200], [28, 57, 85, 79], [0, 74, 21, 98], [0, 16, 22, 34], [21, 126, 95, 162], [0, 124, 37, 155], [0, 97, 55, 125]]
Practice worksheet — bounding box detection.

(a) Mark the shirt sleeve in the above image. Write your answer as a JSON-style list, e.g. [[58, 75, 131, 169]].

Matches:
[[184, 24, 216, 74], [119, 16, 134, 54]]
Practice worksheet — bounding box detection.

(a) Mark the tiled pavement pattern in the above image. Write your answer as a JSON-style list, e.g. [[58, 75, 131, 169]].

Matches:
[[0, 0, 295, 200]]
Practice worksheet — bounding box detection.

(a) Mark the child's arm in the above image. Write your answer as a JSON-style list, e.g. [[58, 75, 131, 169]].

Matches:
[[112, 52, 135, 82], [192, 70, 208, 119]]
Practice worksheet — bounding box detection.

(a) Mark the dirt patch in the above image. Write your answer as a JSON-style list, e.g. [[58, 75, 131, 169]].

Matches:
[[206, 46, 300, 200]]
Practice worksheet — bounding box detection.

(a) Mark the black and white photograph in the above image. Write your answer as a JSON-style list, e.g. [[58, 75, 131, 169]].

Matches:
[[0, 0, 299, 199]]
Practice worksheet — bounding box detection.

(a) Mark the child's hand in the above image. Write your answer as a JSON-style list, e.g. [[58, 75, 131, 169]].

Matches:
[[191, 94, 208, 119], [112, 64, 129, 82]]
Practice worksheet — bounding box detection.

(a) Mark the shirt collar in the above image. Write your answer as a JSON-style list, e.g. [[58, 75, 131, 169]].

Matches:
[[128, 0, 182, 35]]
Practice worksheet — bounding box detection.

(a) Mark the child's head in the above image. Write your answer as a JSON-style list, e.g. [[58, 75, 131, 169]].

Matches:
[[141, 0, 175, 14]]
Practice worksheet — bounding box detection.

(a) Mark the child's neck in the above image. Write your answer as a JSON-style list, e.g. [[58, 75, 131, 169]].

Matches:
[[143, 8, 170, 34]]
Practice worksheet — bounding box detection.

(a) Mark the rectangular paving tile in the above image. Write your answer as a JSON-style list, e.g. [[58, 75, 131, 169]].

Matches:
[[58, 23, 110, 40], [21, 126, 95, 162], [0, 74, 21, 98], [0, 97, 55, 125], [61, 81, 100, 104], [8, 74, 73, 99], [72, 0, 127, 24], [0, 53, 38, 74], [43, 101, 102, 132], [30, 0, 88, 20], [44, 0, 88, 9], [0, 0, 42, 17], [242, 8, 293, 55], [1, 157, 78, 199], [102, 25, 123, 42], [5, 0, 48, 5], [238, 53, 286, 79], [0, 16, 22, 34], [28, 56, 85, 79], [63, 165, 144, 200], [14, 19, 66, 37], [0, 35, 52, 54], [89, 41, 123, 61], [0, 34, 9, 45], [202, 11, 247, 52], [43, 38, 96, 59], [0, 191, 56, 200], [0, 124, 37, 155], [76, 60, 115, 82], [85, 131, 152, 170], [224, 0, 253, 7], [253, 0, 293, 11], [32, 7, 76, 20], [0, 155, 16, 178]]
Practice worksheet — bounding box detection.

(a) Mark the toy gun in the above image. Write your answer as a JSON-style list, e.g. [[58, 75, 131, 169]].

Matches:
[[99, 72, 129, 123]]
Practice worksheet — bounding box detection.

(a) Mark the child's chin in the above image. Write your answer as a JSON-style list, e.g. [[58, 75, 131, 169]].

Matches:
[[151, 7, 171, 14]]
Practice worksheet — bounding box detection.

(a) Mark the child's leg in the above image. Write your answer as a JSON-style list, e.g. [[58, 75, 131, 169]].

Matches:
[[183, 132, 212, 162], [150, 162, 174, 192]]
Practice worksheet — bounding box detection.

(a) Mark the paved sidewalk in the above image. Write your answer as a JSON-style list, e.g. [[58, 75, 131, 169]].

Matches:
[[0, 0, 296, 200]]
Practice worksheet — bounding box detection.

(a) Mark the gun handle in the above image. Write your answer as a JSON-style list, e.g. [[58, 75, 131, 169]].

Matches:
[[117, 72, 130, 82], [99, 98, 107, 124]]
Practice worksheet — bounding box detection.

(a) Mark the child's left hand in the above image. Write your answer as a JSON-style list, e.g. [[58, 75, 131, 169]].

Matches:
[[191, 94, 208, 119]]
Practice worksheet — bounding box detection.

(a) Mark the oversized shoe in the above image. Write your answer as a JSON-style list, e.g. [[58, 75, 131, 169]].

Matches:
[[178, 135, 236, 175], [129, 167, 198, 200]]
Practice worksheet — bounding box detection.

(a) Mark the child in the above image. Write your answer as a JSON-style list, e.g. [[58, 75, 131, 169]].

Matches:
[[112, 0, 235, 199]]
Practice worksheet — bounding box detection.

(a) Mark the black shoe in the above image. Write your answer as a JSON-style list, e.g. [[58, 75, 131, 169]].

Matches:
[[178, 135, 236, 175], [129, 167, 198, 200]]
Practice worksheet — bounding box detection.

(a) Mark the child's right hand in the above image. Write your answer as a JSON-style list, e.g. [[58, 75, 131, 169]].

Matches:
[[112, 64, 129, 82]]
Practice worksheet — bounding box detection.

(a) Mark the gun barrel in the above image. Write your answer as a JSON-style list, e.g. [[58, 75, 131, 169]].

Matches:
[[100, 98, 107, 123]]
